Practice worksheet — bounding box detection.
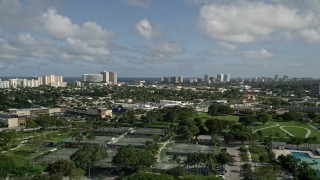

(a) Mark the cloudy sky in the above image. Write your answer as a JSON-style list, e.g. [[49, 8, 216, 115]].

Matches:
[[0, 0, 320, 78]]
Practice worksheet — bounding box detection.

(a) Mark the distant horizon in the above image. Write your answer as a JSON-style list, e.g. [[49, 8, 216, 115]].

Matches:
[[1, 1, 320, 77]]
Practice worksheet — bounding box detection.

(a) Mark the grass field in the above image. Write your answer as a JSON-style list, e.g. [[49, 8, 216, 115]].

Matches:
[[253, 121, 320, 139], [196, 112, 320, 139], [195, 113, 239, 122]]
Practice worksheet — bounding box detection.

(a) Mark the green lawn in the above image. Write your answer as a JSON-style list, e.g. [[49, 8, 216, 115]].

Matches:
[[253, 121, 320, 139], [250, 146, 270, 163], [195, 113, 239, 122]]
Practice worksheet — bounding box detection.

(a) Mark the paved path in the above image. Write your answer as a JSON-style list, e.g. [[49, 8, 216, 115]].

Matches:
[[253, 124, 279, 133], [156, 140, 171, 162], [279, 126, 311, 138], [307, 123, 320, 132]]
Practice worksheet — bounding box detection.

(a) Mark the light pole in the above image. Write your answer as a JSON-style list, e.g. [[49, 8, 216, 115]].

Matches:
[[271, 129, 274, 149]]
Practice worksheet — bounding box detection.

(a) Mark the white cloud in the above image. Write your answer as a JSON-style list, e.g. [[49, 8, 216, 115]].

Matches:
[[199, 1, 318, 43], [148, 41, 182, 55], [244, 49, 274, 59], [0, 7, 115, 63], [135, 18, 154, 39], [218, 42, 236, 51], [121, 0, 152, 9], [300, 28, 320, 43]]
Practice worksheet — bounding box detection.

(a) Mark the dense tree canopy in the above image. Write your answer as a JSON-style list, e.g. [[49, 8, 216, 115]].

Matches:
[[112, 145, 156, 170]]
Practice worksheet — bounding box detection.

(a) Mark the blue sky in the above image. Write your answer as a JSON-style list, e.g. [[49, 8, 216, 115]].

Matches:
[[0, 0, 320, 78]]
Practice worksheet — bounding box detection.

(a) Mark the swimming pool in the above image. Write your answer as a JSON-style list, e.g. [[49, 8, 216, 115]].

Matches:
[[291, 152, 320, 175]]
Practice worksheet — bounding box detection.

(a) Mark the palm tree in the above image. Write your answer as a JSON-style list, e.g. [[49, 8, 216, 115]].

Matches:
[[169, 154, 181, 167]]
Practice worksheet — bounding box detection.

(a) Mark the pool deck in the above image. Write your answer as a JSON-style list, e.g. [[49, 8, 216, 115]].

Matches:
[[273, 149, 320, 159]]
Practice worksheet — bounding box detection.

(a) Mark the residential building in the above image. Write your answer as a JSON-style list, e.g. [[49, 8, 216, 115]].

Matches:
[[82, 74, 103, 82], [0, 80, 10, 88], [283, 75, 289, 82], [109, 72, 118, 84], [100, 71, 110, 83], [44, 75, 65, 87]]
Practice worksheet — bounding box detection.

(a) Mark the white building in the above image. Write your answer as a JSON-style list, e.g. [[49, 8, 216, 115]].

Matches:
[[223, 74, 230, 82], [0, 80, 10, 88], [217, 74, 224, 82]]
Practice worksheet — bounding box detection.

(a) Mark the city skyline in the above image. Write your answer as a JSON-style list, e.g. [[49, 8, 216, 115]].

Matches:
[[1, 0, 320, 77]]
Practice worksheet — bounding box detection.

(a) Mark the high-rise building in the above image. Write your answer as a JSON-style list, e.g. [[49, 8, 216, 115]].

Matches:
[[100, 71, 110, 83], [0, 80, 10, 88], [204, 75, 210, 83], [109, 72, 117, 84], [311, 83, 320, 96], [33, 76, 43, 86], [44, 75, 63, 85], [161, 77, 169, 83], [82, 74, 103, 82], [177, 76, 183, 83], [217, 74, 224, 82], [209, 76, 215, 83], [223, 74, 230, 82], [274, 74, 279, 82], [283, 75, 289, 82]]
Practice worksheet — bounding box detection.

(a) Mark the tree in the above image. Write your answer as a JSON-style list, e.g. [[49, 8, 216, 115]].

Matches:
[[215, 152, 234, 164], [257, 113, 271, 125], [145, 141, 160, 156], [239, 116, 256, 127], [31, 137, 45, 152], [236, 132, 252, 145], [297, 161, 317, 180], [70, 144, 108, 179], [0, 155, 15, 179], [69, 168, 85, 180], [128, 172, 174, 180], [46, 160, 76, 176], [0, 130, 16, 147], [241, 163, 253, 180], [277, 154, 298, 173], [208, 104, 218, 118], [169, 154, 181, 167], [112, 145, 155, 170], [288, 137, 304, 148]]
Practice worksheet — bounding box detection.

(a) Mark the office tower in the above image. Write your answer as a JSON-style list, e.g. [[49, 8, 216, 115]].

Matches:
[[223, 74, 230, 82], [100, 71, 110, 83], [209, 76, 215, 83], [177, 76, 183, 83], [161, 77, 169, 83], [44, 75, 63, 85], [169, 76, 177, 83], [217, 74, 224, 82], [274, 74, 279, 82], [311, 83, 320, 96], [283, 75, 289, 82], [109, 72, 117, 84], [204, 75, 210, 83], [82, 74, 103, 82]]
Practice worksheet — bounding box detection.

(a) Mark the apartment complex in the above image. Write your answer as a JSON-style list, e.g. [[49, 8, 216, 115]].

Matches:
[[82, 71, 118, 84], [82, 74, 103, 82], [0, 75, 66, 88], [161, 76, 184, 83]]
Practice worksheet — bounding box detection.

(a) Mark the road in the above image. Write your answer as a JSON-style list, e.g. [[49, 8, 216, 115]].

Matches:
[[224, 144, 242, 180]]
